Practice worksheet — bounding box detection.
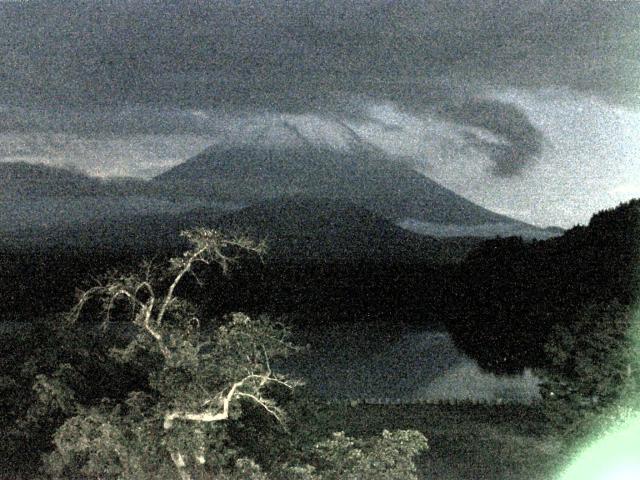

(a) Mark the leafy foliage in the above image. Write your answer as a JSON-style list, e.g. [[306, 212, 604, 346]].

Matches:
[[0, 315, 144, 475], [294, 429, 428, 480], [448, 199, 640, 374], [539, 299, 640, 439]]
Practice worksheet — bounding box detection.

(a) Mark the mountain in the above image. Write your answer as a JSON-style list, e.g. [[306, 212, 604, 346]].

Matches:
[[3, 196, 477, 264], [0, 162, 226, 234], [152, 122, 530, 229], [211, 196, 478, 262], [0, 162, 152, 197], [1, 205, 228, 253], [1, 162, 95, 197]]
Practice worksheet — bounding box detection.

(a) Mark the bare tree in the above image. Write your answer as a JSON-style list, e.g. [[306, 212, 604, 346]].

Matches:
[[68, 228, 302, 479]]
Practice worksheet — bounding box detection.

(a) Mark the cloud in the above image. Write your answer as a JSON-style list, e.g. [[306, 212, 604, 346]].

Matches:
[[2, 87, 638, 229], [0, 105, 230, 136], [0, 130, 216, 178], [432, 99, 543, 176], [0, 93, 543, 178], [0, 0, 637, 110], [0, 0, 627, 181]]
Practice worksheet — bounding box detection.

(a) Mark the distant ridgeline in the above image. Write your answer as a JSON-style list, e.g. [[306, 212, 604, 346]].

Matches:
[[445, 199, 640, 375]]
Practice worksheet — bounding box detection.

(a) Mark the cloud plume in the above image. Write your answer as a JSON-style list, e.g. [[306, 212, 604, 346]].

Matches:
[[436, 99, 543, 176]]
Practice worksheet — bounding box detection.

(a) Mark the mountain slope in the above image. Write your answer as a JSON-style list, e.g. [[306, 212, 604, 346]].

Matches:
[[3, 195, 477, 264], [212, 196, 473, 262], [0, 162, 224, 234], [0, 162, 154, 197], [152, 123, 522, 226], [1, 162, 96, 196]]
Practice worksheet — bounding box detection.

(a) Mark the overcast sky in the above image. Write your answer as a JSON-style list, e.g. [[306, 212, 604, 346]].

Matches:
[[1, 0, 639, 227]]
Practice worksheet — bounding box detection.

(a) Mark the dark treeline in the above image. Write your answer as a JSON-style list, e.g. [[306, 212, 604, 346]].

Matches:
[[447, 199, 640, 374], [0, 243, 453, 330], [2, 199, 638, 378], [0, 246, 159, 322]]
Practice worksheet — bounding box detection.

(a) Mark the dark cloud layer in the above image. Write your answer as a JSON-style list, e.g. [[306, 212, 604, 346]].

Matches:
[[435, 99, 543, 177], [2, 0, 637, 107], [0, 0, 637, 177]]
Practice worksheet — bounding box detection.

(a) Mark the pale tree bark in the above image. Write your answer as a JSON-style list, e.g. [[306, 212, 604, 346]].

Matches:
[[69, 229, 265, 359], [67, 229, 301, 480]]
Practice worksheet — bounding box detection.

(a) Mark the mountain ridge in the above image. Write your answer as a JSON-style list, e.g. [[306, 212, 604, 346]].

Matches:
[[212, 195, 473, 262], [3, 195, 479, 264], [151, 133, 523, 226]]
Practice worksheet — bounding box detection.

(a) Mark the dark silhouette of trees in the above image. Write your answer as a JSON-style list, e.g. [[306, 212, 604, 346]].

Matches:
[[446, 199, 640, 374], [539, 299, 640, 438]]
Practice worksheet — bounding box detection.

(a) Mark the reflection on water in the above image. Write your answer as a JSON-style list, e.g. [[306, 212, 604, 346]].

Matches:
[[280, 324, 541, 403], [2, 321, 541, 404]]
